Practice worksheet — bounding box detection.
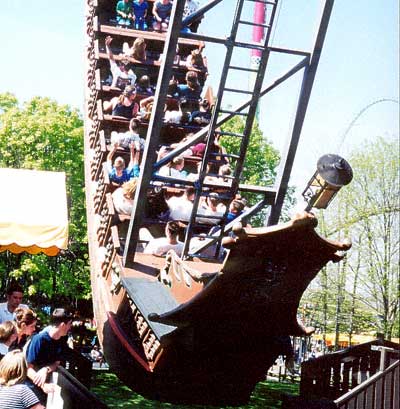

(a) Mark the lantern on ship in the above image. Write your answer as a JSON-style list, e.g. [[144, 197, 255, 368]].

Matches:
[[302, 154, 353, 211]]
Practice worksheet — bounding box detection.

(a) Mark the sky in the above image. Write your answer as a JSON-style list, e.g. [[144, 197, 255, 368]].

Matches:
[[0, 0, 398, 208]]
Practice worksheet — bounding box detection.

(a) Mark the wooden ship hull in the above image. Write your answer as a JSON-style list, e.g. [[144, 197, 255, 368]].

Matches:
[[83, 0, 342, 404], [89, 214, 350, 404]]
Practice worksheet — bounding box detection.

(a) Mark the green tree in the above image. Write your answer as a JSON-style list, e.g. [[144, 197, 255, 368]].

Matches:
[[301, 136, 399, 342], [219, 117, 292, 225], [0, 94, 89, 308]]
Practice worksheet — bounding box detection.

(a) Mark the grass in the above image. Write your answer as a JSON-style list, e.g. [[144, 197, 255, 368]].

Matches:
[[90, 370, 299, 409]]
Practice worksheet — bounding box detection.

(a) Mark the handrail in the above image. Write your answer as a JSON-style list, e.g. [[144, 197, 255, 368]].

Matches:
[[300, 340, 400, 400], [46, 366, 108, 409], [334, 359, 399, 409]]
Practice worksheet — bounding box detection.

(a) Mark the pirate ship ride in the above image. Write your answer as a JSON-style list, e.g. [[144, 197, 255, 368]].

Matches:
[[83, 0, 352, 404]]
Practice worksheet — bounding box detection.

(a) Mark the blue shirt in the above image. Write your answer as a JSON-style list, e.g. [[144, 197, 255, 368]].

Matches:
[[108, 163, 140, 185], [154, 1, 172, 20], [26, 328, 68, 368], [132, 1, 148, 18], [177, 84, 201, 101]]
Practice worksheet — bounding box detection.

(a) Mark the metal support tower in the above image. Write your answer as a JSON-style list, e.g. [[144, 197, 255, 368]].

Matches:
[[122, 0, 335, 267]]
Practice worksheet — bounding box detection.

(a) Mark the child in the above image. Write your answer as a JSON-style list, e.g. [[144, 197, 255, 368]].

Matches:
[[107, 142, 140, 185], [132, 0, 148, 31]]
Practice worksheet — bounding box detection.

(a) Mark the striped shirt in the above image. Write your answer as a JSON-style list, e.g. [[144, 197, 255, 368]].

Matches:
[[0, 383, 40, 409]]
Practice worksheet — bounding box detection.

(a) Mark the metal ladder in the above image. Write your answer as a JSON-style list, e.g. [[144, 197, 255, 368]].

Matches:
[[181, 0, 279, 260]]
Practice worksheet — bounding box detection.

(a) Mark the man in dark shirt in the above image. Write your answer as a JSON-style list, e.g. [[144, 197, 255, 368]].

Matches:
[[26, 308, 73, 402]]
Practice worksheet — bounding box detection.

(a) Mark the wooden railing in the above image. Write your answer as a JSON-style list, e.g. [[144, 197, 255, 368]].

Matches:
[[300, 340, 400, 401], [334, 358, 399, 409]]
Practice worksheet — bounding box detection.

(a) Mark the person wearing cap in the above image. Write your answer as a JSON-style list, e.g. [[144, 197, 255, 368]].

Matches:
[[0, 283, 29, 324], [107, 141, 140, 186], [103, 85, 139, 120], [25, 308, 73, 403], [105, 36, 136, 91]]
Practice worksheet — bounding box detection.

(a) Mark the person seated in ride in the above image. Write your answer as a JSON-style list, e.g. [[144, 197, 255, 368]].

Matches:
[[182, 0, 203, 33], [166, 187, 195, 222], [164, 100, 184, 124], [152, 0, 172, 32], [0, 350, 45, 409], [167, 77, 179, 98], [177, 71, 202, 105], [110, 118, 145, 151], [105, 36, 137, 90], [196, 193, 224, 225], [0, 321, 17, 360], [189, 98, 212, 125], [112, 177, 138, 216], [158, 156, 189, 180], [226, 198, 245, 223], [138, 95, 167, 121], [135, 75, 154, 95], [122, 36, 147, 62], [144, 221, 184, 257], [107, 142, 140, 185], [132, 0, 148, 31], [25, 308, 73, 405], [116, 0, 135, 27], [185, 46, 208, 87], [209, 163, 232, 183], [103, 86, 139, 120]]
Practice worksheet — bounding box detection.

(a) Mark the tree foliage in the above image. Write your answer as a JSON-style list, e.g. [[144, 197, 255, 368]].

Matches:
[[301, 137, 399, 343], [0, 94, 89, 308], [220, 117, 291, 225]]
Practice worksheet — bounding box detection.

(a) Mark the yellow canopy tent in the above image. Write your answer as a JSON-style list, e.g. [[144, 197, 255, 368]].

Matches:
[[0, 168, 68, 256]]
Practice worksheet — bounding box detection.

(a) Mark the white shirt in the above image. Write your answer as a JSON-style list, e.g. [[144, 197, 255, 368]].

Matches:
[[112, 187, 134, 215], [196, 205, 224, 225], [0, 343, 9, 355], [109, 59, 136, 88], [0, 302, 29, 323], [167, 195, 193, 221], [144, 237, 184, 257], [183, 0, 200, 19]]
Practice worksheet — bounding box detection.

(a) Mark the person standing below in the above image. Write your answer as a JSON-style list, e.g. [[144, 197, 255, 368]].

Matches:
[[0, 322, 17, 360], [152, 0, 172, 32], [25, 308, 73, 404], [0, 283, 28, 324], [0, 350, 45, 409], [9, 308, 38, 351]]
